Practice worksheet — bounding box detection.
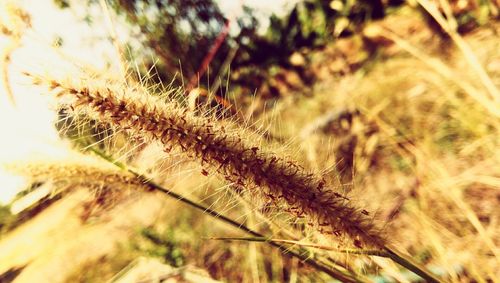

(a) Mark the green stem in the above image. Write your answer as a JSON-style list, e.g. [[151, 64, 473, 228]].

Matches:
[[209, 236, 386, 256], [209, 236, 444, 282], [383, 245, 443, 283]]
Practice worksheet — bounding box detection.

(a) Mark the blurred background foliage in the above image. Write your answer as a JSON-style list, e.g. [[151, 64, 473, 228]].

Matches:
[[53, 0, 499, 102]]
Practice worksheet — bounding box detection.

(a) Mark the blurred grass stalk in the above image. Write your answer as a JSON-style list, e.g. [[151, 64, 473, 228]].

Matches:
[[417, 0, 500, 102], [377, 0, 500, 264]]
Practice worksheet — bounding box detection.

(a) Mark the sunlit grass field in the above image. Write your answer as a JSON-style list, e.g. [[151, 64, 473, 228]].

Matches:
[[0, 1, 499, 282]]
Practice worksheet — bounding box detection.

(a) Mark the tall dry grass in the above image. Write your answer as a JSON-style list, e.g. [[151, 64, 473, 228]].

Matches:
[[272, 7, 500, 282], [1, 2, 499, 282], [29, 72, 386, 249]]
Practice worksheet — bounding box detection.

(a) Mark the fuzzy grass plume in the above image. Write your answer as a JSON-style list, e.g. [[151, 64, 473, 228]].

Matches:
[[4, 157, 144, 218], [29, 73, 386, 248]]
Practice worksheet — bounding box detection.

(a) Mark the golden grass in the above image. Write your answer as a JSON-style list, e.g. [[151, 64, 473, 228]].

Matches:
[[0, 3, 499, 282], [28, 73, 388, 249], [270, 14, 500, 281]]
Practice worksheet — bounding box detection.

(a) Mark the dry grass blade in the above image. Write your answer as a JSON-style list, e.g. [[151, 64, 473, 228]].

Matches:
[[417, 0, 500, 102], [208, 236, 388, 256]]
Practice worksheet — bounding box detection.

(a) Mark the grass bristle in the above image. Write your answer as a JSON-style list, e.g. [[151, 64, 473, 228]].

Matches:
[[30, 73, 386, 248]]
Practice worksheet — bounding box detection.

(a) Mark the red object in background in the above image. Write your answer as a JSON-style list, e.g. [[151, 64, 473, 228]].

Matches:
[[186, 18, 231, 91]]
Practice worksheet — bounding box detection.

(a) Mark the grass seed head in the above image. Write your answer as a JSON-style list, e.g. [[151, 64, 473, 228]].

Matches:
[[33, 73, 386, 248]]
